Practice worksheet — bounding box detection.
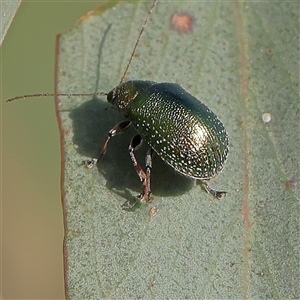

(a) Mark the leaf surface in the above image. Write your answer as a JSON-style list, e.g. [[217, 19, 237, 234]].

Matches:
[[56, 1, 299, 298]]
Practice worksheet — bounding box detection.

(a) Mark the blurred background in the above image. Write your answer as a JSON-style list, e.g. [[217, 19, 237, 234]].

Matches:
[[1, 1, 102, 298]]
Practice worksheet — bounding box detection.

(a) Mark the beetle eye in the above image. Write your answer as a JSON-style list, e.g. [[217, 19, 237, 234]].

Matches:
[[107, 90, 114, 104]]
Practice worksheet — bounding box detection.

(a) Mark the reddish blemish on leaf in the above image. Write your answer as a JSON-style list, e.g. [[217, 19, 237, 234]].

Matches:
[[285, 179, 297, 189], [170, 12, 194, 34]]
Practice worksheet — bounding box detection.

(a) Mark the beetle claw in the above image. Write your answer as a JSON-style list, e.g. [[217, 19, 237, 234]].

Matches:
[[138, 191, 153, 203], [84, 158, 98, 168], [215, 191, 226, 199]]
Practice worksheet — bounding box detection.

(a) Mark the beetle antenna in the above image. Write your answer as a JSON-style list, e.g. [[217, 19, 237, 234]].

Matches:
[[119, 0, 158, 84], [7, 1, 157, 103], [7, 23, 112, 103], [6, 92, 107, 103]]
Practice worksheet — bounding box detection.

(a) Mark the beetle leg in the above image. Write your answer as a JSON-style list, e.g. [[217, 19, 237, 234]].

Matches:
[[84, 120, 131, 168], [129, 134, 145, 181], [200, 181, 226, 199], [143, 148, 154, 202], [129, 135, 153, 202]]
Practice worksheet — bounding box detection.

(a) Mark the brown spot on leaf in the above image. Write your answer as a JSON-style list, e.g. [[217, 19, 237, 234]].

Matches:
[[170, 12, 195, 34], [285, 179, 297, 189], [149, 206, 158, 217]]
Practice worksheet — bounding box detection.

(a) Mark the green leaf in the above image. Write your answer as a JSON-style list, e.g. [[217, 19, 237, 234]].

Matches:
[[56, 1, 299, 298], [0, 0, 22, 46]]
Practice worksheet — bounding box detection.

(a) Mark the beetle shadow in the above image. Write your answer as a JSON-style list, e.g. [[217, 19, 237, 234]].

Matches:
[[69, 97, 194, 201]]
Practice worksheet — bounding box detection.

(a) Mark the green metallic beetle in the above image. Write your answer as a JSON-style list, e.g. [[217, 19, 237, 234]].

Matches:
[[86, 79, 228, 202], [84, 0, 229, 203]]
